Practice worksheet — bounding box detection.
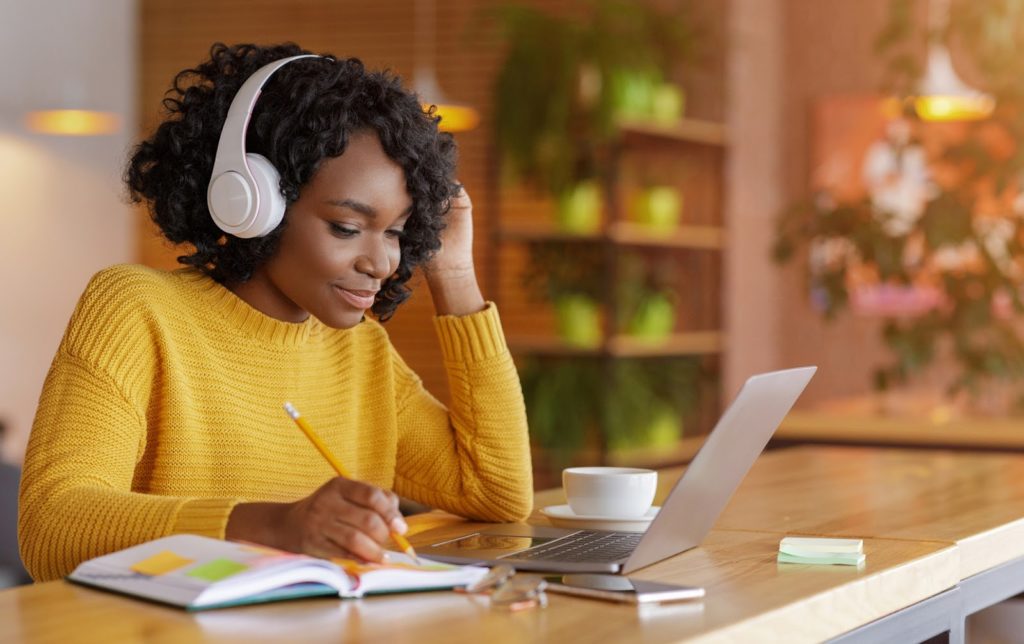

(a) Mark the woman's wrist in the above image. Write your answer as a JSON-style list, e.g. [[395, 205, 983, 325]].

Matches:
[[425, 265, 486, 317], [226, 501, 290, 548]]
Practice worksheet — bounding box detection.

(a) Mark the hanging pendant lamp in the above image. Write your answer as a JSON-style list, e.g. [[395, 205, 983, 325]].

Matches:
[[24, 109, 120, 136], [413, 0, 480, 132], [914, 0, 994, 122]]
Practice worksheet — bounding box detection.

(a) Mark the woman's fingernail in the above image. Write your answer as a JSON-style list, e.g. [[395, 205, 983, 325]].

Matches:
[[391, 517, 408, 534]]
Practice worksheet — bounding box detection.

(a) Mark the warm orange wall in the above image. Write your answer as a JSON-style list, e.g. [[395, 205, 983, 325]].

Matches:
[[776, 0, 909, 405]]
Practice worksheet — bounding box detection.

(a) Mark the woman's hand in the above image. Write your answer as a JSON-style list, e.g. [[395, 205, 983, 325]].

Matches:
[[424, 186, 475, 278], [423, 186, 486, 316], [226, 477, 407, 562]]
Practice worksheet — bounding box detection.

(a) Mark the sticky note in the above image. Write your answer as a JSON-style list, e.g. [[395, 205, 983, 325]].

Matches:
[[131, 550, 194, 576], [779, 537, 863, 554], [777, 551, 866, 566], [186, 558, 249, 582]]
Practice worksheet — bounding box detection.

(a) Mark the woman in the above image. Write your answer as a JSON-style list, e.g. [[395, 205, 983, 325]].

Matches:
[[18, 42, 532, 582]]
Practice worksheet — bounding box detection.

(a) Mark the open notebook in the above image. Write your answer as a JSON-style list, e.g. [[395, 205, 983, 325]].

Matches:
[[67, 534, 488, 611]]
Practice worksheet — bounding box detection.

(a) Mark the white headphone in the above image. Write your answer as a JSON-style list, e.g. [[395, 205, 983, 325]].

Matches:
[[207, 54, 322, 238]]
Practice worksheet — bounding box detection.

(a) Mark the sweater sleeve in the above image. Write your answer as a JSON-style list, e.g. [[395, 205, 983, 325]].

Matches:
[[392, 304, 533, 522], [17, 272, 242, 582]]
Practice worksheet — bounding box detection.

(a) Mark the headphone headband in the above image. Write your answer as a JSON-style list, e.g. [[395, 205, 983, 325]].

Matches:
[[207, 54, 322, 238]]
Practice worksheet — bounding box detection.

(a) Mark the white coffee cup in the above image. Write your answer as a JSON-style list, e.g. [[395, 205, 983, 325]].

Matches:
[[562, 467, 658, 518]]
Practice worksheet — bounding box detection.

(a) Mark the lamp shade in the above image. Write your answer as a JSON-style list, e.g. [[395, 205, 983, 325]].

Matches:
[[414, 69, 480, 133], [412, 0, 479, 133], [914, 45, 994, 122]]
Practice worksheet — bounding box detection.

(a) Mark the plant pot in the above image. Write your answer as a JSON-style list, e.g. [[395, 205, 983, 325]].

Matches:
[[607, 405, 681, 451], [633, 186, 682, 232], [650, 83, 686, 124], [610, 69, 659, 120], [556, 181, 602, 233], [555, 294, 602, 348], [627, 292, 676, 341]]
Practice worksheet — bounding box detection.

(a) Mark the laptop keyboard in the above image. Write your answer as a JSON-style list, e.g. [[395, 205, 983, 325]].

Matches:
[[510, 531, 643, 563]]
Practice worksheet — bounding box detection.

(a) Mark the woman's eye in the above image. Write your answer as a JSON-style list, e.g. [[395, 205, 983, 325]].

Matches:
[[329, 222, 358, 237], [386, 229, 406, 240]]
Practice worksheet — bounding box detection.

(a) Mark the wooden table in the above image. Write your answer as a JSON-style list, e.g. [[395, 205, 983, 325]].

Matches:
[[3, 445, 1024, 643], [0, 530, 955, 644], [715, 446, 1024, 580]]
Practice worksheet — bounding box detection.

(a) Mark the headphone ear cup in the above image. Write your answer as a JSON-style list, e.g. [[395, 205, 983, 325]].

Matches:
[[245, 153, 286, 237]]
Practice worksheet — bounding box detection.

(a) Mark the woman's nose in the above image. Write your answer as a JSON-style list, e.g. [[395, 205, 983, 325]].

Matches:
[[354, 236, 398, 278]]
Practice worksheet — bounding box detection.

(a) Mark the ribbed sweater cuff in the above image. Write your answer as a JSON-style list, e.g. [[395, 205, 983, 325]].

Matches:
[[433, 302, 508, 363], [171, 497, 243, 538]]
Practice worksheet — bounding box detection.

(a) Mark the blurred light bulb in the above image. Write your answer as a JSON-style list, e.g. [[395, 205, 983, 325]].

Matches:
[[24, 109, 120, 136]]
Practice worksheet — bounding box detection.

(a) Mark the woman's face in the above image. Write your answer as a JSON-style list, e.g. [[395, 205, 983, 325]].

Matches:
[[234, 129, 412, 329]]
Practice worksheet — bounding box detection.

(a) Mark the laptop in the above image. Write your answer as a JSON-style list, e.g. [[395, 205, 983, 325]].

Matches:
[[419, 366, 817, 574]]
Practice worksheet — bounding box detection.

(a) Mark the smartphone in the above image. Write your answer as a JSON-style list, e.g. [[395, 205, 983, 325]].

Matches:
[[542, 574, 704, 604]]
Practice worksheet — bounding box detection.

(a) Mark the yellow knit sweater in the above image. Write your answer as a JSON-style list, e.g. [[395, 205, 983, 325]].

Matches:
[[19, 264, 533, 581]]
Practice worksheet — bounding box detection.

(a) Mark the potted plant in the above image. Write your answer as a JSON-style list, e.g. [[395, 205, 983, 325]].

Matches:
[[520, 355, 702, 465], [520, 246, 696, 463], [775, 0, 1024, 409], [521, 241, 605, 347], [616, 252, 678, 342], [491, 0, 696, 217]]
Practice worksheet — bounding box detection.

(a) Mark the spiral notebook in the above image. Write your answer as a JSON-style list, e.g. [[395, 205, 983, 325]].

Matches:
[[67, 534, 488, 611]]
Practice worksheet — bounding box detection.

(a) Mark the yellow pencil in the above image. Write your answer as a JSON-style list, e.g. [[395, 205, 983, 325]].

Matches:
[[283, 401, 421, 565]]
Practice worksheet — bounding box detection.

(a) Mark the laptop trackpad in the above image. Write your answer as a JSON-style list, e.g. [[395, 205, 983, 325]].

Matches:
[[428, 524, 574, 557]]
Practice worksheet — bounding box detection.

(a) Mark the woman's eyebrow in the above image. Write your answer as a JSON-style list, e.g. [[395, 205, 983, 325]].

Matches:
[[325, 199, 414, 218], [326, 198, 376, 218]]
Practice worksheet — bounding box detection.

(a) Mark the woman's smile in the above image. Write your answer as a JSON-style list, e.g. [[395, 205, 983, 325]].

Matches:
[[334, 285, 378, 310]]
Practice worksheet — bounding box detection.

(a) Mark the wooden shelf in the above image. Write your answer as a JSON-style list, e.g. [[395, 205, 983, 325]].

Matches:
[[498, 221, 600, 243], [509, 337, 605, 356], [509, 331, 724, 357], [616, 117, 728, 147], [607, 331, 723, 356], [609, 221, 725, 250], [499, 220, 725, 250]]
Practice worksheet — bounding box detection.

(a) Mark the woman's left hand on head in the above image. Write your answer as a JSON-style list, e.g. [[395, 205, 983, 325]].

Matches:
[[424, 185, 475, 279]]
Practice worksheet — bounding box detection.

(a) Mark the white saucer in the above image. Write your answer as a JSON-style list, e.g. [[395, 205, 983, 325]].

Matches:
[[540, 505, 661, 532]]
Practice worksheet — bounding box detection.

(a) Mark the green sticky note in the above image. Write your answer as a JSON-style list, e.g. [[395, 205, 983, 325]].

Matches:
[[186, 558, 249, 582], [777, 551, 866, 566]]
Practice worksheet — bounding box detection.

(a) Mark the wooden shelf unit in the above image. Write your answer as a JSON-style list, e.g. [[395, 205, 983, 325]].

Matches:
[[499, 220, 726, 251], [509, 332, 724, 357], [496, 116, 728, 468], [616, 117, 728, 147]]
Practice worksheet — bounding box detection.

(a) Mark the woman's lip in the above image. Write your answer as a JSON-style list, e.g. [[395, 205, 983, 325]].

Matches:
[[334, 286, 377, 309]]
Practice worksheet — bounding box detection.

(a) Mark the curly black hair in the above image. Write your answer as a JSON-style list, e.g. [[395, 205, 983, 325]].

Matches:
[[125, 42, 459, 321]]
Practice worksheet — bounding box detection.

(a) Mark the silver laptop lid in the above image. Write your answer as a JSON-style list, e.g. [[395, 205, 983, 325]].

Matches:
[[622, 366, 816, 574]]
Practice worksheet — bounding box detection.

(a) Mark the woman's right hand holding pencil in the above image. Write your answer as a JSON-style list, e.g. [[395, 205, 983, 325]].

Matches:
[[226, 479, 408, 563]]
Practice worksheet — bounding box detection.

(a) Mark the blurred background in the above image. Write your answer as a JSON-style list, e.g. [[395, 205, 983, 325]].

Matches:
[[4, 2, 1024, 625]]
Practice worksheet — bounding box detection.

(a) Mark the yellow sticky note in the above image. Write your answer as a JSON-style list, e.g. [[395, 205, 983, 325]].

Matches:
[[131, 550, 194, 576]]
